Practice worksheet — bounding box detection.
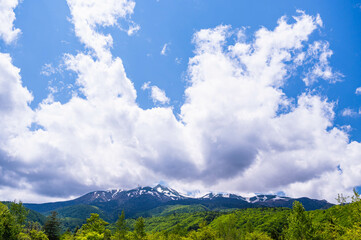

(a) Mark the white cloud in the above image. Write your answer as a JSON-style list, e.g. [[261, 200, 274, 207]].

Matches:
[[341, 108, 360, 117], [0, 53, 33, 144], [356, 87, 361, 95], [141, 81, 150, 90], [178, 12, 358, 201], [126, 23, 140, 36], [0, 0, 21, 44], [180, 13, 346, 196], [66, 0, 136, 60], [142, 81, 170, 104], [64, 53, 137, 103], [0, 54, 35, 199], [303, 41, 343, 85], [40, 63, 57, 76], [161, 43, 169, 56], [1, 9, 361, 204], [150, 86, 170, 104]]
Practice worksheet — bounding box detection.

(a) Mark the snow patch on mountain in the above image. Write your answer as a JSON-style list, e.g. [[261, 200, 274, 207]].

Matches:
[[201, 192, 246, 200]]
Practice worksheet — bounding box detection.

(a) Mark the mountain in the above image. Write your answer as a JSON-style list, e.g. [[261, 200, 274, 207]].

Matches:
[[24, 185, 188, 220], [201, 192, 246, 200], [24, 185, 333, 223], [72, 184, 186, 204]]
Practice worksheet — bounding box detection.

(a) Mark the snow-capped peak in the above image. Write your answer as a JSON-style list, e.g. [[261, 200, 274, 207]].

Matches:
[[201, 192, 245, 200], [153, 184, 187, 200], [245, 194, 290, 203]]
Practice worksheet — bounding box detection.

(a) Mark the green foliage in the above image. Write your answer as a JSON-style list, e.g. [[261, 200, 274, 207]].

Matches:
[[211, 207, 290, 239], [25, 221, 43, 232], [140, 211, 221, 233], [335, 193, 349, 205], [9, 201, 29, 226], [214, 213, 241, 239], [72, 213, 110, 240], [50, 205, 110, 222], [81, 213, 109, 234], [137, 204, 208, 218], [29, 230, 50, 240], [113, 210, 127, 240], [285, 201, 314, 240], [245, 231, 272, 240], [0, 202, 21, 239], [6, 192, 361, 240], [59, 231, 73, 240], [18, 230, 49, 240], [44, 211, 61, 240], [133, 217, 146, 240], [29, 209, 47, 223], [18, 232, 32, 240], [351, 188, 360, 203]]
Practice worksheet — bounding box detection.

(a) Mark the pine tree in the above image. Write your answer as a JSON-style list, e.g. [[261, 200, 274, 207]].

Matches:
[[134, 217, 146, 240], [43, 211, 61, 240], [114, 210, 128, 239]]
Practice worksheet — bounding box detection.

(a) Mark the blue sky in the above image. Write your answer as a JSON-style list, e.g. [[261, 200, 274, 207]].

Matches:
[[0, 0, 361, 202], [5, 0, 361, 138]]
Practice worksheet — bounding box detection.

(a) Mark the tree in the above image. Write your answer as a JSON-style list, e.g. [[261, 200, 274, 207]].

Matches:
[[113, 210, 128, 240], [133, 217, 146, 240], [0, 202, 21, 239], [81, 213, 108, 234], [104, 229, 111, 240], [44, 211, 61, 240], [245, 231, 272, 240], [286, 201, 314, 240], [18, 230, 49, 240], [215, 214, 240, 239], [351, 188, 360, 203], [74, 213, 109, 240], [336, 193, 349, 205], [29, 230, 49, 240], [9, 201, 29, 227], [25, 221, 43, 233]]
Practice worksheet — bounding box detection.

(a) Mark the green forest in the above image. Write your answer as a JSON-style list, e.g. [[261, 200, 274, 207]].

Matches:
[[1, 192, 361, 240]]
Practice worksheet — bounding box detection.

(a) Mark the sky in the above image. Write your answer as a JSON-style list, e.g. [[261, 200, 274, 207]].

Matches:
[[0, 0, 361, 203]]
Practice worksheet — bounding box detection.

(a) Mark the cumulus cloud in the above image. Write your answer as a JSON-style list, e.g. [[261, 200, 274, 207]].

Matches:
[[0, 0, 21, 44], [66, 0, 136, 60], [179, 13, 351, 199], [1, 5, 361, 203], [0, 54, 36, 200], [0, 53, 33, 145]]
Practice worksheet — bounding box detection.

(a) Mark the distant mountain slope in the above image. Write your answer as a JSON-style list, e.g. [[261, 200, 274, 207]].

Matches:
[[253, 196, 333, 210], [23, 185, 333, 222]]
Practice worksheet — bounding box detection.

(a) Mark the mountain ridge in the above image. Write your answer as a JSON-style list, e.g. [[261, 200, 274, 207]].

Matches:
[[23, 184, 333, 221]]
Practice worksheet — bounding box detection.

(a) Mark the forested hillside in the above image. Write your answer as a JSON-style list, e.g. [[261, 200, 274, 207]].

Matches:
[[1, 191, 361, 239]]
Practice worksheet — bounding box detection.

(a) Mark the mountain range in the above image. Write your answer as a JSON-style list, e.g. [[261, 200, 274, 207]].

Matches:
[[23, 184, 333, 224]]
